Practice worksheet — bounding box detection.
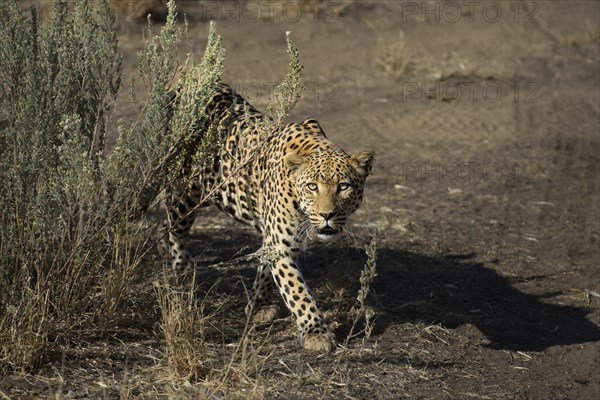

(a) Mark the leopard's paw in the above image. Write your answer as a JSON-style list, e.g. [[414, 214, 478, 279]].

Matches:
[[251, 305, 280, 324], [302, 331, 337, 352]]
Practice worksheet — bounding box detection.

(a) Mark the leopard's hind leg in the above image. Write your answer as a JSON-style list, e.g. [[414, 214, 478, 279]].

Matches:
[[158, 187, 204, 274]]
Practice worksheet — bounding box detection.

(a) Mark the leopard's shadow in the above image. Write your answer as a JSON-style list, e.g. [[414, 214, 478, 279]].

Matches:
[[189, 230, 600, 352]]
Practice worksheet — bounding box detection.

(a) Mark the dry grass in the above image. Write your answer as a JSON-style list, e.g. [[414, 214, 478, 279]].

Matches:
[[155, 272, 211, 382], [373, 28, 416, 81], [0, 290, 49, 372], [370, 21, 493, 83]]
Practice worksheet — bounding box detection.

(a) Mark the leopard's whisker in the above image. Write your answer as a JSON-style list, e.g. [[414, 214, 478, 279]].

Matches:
[[342, 226, 359, 248]]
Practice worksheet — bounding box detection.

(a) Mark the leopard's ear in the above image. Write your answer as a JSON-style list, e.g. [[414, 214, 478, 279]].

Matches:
[[351, 150, 375, 177], [302, 118, 327, 138], [285, 153, 306, 174]]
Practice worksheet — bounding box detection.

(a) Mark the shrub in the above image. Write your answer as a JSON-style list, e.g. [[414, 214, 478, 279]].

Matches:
[[0, 0, 225, 371]]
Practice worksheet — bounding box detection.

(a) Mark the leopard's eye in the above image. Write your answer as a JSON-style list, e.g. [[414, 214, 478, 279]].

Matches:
[[306, 183, 318, 192], [338, 182, 351, 191]]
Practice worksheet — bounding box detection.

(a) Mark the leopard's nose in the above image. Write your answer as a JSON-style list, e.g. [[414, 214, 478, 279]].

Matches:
[[319, 212, 336, 221]]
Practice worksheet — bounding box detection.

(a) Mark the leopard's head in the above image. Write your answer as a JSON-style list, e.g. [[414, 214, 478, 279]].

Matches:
[[287, 149, 375, 240]]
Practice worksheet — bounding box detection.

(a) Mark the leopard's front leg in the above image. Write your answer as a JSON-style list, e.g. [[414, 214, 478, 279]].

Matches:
[[245, 259, 280, 324], [257, 171, 336, 351], [267, 239, 336, 352]]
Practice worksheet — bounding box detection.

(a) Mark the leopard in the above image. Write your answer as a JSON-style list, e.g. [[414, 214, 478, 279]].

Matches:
[[158, 83, 375, 352]]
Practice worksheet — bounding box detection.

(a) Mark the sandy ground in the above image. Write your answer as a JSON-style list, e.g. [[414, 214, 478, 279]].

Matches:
[[3, 1, 599, 399]]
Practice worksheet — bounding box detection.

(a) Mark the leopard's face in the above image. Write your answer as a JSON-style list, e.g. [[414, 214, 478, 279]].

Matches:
[[288, 150, 375, 241]]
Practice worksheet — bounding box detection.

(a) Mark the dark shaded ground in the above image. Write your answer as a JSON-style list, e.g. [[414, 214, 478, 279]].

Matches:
[[2, 0, 599, 399]]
